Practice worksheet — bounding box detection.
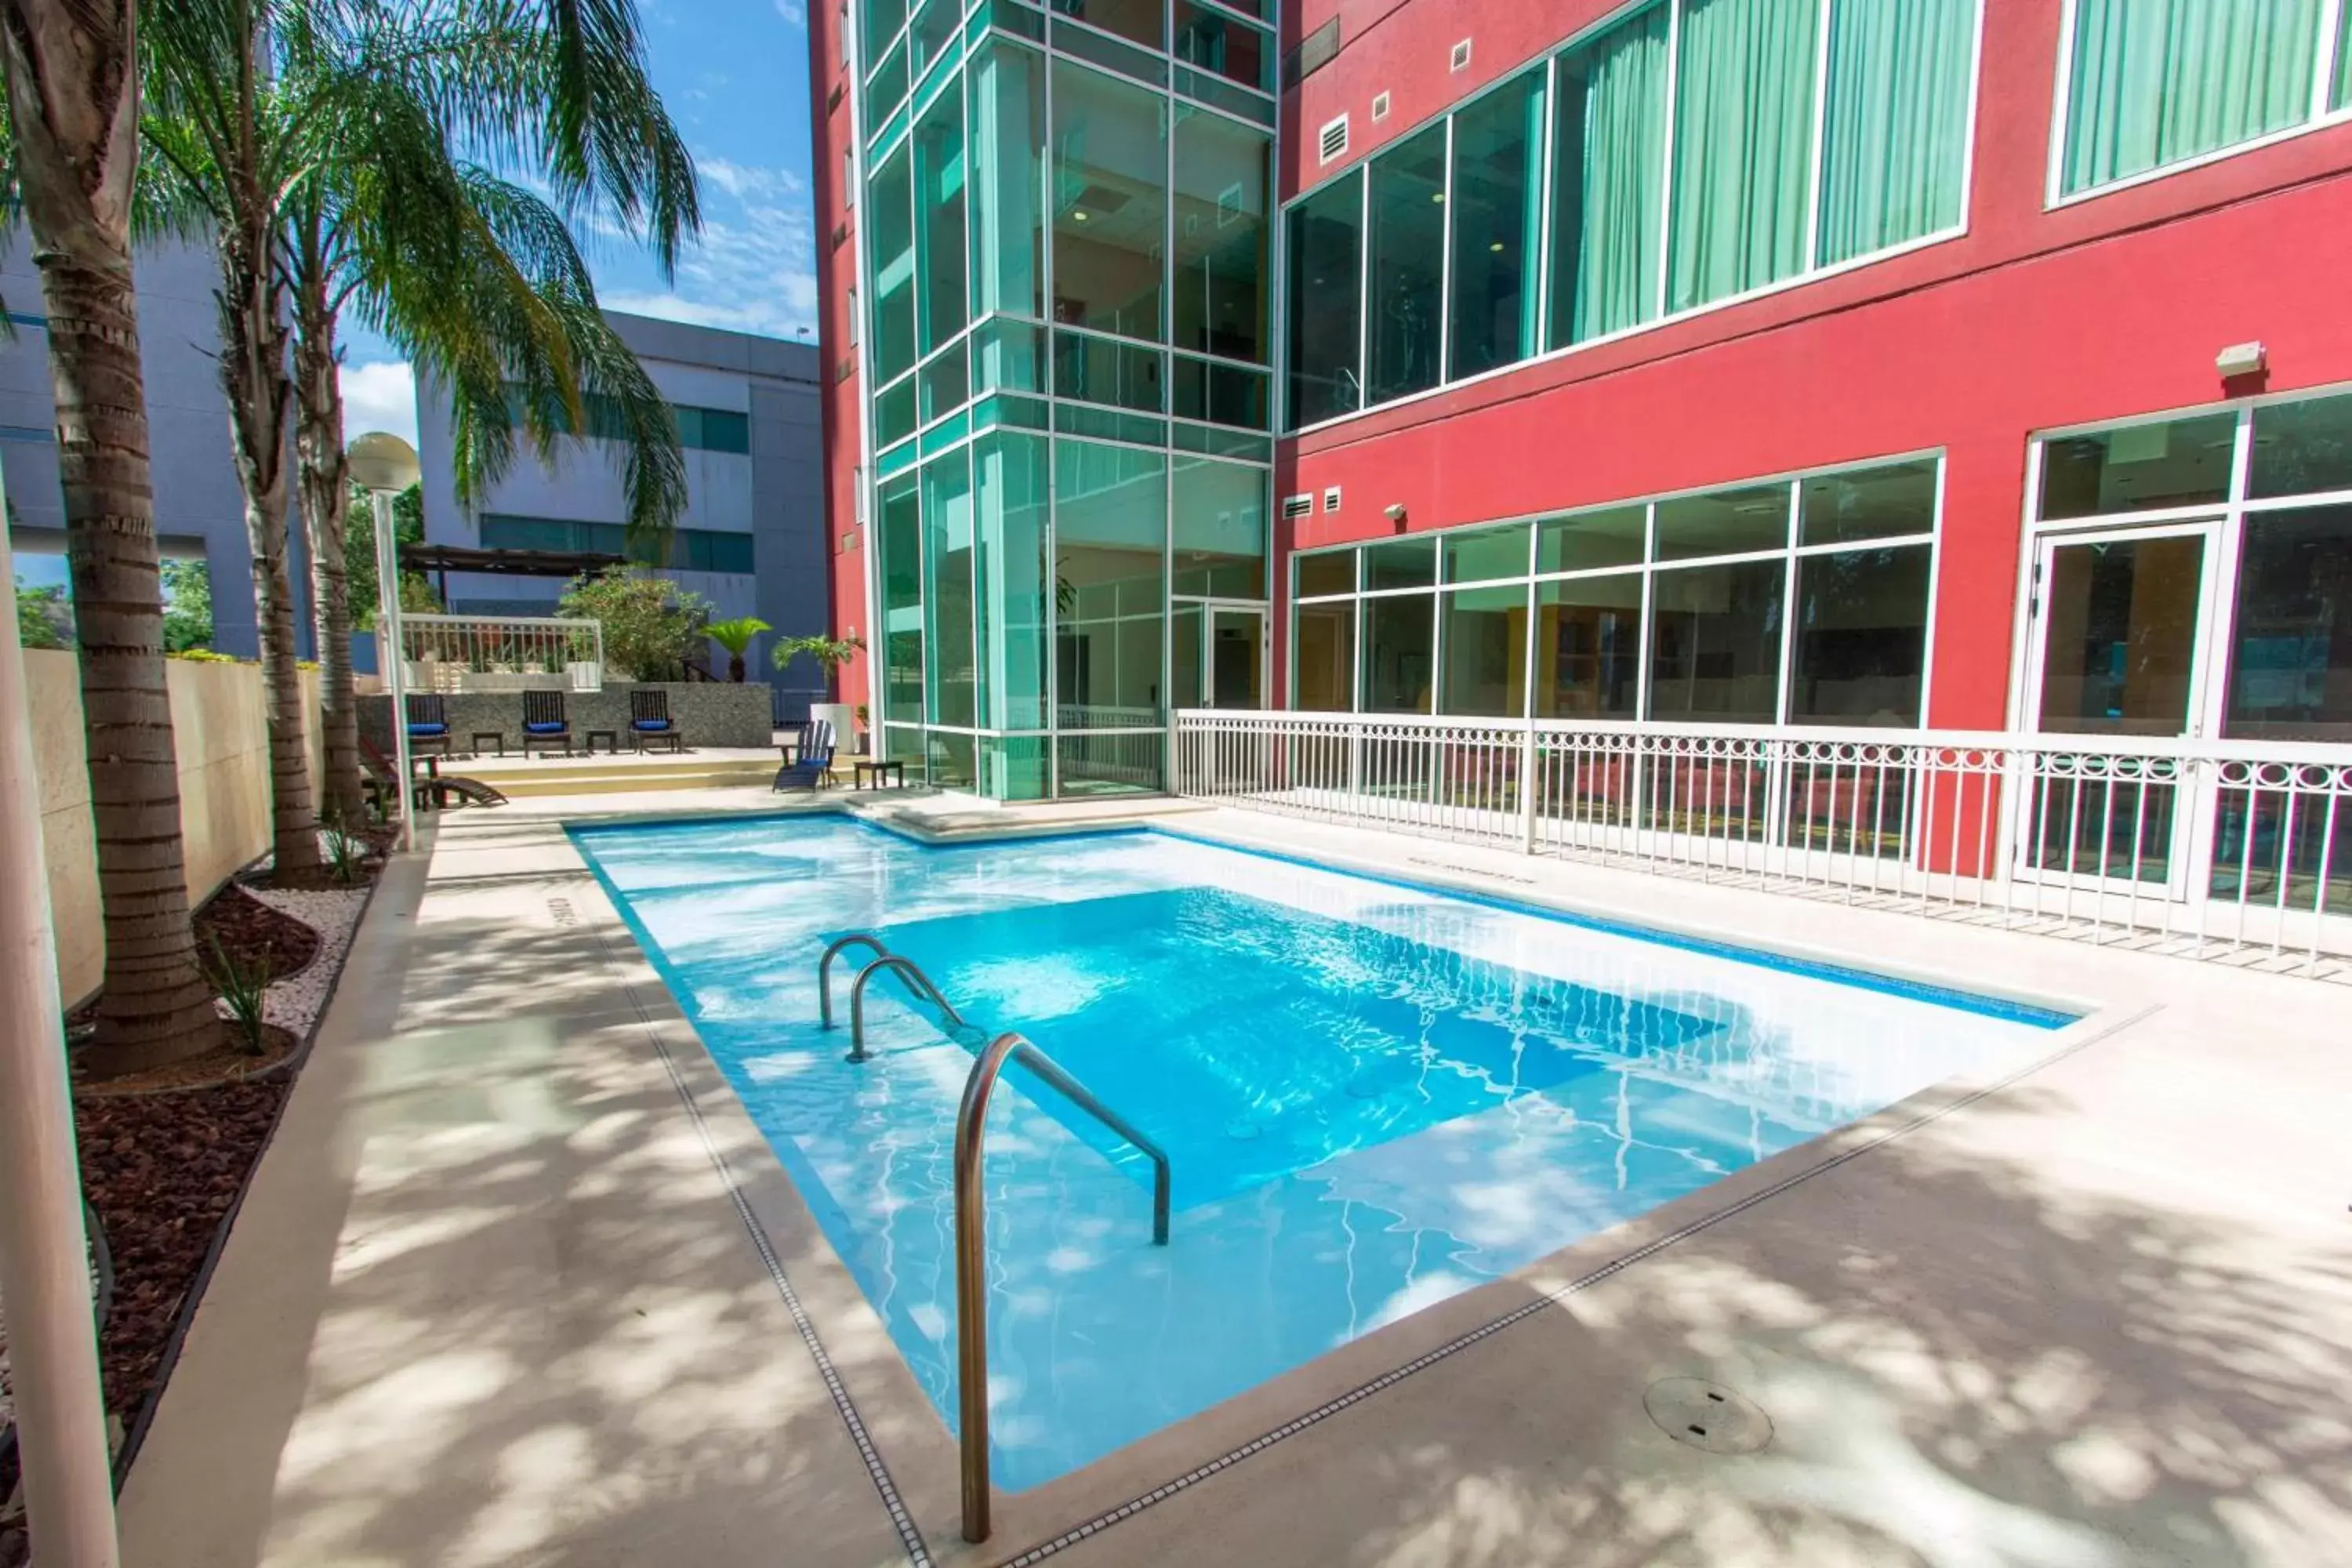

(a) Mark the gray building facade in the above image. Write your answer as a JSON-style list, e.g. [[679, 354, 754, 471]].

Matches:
[[1, 234, 294, 659], [416, 311, 829, 709]]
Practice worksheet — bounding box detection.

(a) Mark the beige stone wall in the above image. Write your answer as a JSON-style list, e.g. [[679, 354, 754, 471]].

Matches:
[[28, 649, 325, 1005]]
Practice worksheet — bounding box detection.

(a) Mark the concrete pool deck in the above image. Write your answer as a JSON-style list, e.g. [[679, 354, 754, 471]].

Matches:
[[114, 786, 2352, 1566]]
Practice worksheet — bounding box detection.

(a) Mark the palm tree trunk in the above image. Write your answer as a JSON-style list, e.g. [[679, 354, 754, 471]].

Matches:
[[2, 0, 220, 1070], [217, 221, 321, 877], [294, 283, 361, 822]]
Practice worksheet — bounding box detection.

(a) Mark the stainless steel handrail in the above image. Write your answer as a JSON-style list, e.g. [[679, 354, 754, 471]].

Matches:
[[954, 1031, 1171, 1541], [817, 932, 890, 1029], [846, 955, 971, 1062]]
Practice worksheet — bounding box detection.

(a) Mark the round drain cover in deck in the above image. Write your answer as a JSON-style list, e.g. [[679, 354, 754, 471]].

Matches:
[[1643, 1377, 1772, 1455]]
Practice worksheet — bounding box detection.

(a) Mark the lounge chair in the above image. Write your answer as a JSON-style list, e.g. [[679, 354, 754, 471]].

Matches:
[[405, 693, 452, 758], [361, 738, 510, 813], [772, 720, 834, 793], [630, 688, 684, 753], [521, 690, 572, 757]]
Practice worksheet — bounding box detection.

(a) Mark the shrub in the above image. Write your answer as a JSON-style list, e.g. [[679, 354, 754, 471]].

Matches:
[[205, 935, 274, 1055], [558, 564, 712, 681]]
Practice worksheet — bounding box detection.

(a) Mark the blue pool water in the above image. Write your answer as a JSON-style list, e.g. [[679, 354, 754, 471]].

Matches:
[[573, 816, 2071, 1490]]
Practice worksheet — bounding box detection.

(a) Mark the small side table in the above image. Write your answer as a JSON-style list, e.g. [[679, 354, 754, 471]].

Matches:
[[854, 758, 906, 790], [469, 730, 505, 758], [585, 729, 619, 756]]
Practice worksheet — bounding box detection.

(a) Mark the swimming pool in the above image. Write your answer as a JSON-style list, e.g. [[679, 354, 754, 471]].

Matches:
[[573, 815, 2073, 1490]]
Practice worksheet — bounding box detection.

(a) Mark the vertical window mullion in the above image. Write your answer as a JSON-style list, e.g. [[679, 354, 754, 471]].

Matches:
[[1534, 53, 1559, 354], [1803, 0, 1835, 268], [1635, 503, 1658, 720], [1653, 0, 1685, 321], [1777, 478, 1802, 724], [1356, 172, 1371, 413], [2318, 0, 2347, 119], [1437, 114, 1456, 386]]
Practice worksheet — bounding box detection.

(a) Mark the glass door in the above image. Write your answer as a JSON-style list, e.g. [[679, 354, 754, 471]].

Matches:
[[2021, 521, 2225, 895], [1208, 607, 1267, 709]]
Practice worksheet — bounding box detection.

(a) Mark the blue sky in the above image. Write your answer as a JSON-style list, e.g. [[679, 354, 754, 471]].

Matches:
[[338, 0, 819, 448]]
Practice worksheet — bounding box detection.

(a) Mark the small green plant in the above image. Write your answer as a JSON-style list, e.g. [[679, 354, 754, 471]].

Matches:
[[771, 633, 866, 693], [705, 616, 771, 682], [322, 818, 366, 885], [205, 935, 274, 1056]]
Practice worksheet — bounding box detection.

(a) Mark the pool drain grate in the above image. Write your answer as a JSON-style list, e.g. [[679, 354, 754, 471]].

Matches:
[[1642, 1377, 1772, 1455]]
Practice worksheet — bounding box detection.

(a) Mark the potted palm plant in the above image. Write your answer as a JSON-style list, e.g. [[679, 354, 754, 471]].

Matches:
[[704, 616, 771, 682], [773, 633, 867, 753]]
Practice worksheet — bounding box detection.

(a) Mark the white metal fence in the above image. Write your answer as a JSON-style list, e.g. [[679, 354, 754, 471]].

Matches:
[[1171, 710, 2352, 980], [400, 614, 604, 692]]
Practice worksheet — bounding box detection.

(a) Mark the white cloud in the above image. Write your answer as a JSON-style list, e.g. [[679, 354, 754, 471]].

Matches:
[[699, 157, 806, 201], [774, 0, 807, 24], [340, 359, 419, 450], [601, 156, 822, 342]]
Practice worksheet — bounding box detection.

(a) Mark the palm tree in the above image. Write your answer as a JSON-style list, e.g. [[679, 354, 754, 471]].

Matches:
[[706, 618, 770, 682], [278, 0, 696, 818], [140, 0, 320, 874], [2, 0, 223, 1067]]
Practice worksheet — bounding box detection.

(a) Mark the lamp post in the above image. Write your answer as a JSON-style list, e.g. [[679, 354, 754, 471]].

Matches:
[[347, 433, 422, 851], [0, 506, 121, 1565]]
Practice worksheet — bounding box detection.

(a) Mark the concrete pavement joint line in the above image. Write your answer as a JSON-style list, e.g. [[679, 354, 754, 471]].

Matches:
[[580, 912, 936, 1568], [991, 1002, 2158, 1568]]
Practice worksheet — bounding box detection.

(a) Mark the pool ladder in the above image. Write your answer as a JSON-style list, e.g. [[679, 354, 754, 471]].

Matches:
[[816, 934, 1173, 1544]]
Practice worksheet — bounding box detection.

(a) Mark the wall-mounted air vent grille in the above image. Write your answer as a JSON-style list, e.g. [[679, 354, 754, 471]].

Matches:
[[1450, 38, 1472, 73], [1282, 493, 1315, 520], [1371, 91, 1391, 122], [830, 221, 850, 251], [1318, 114, 1349, 165], [1323, 487, 1343, 515]]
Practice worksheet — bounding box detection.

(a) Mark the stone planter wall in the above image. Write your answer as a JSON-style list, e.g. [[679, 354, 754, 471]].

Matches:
[[361, 681, 775, 753]]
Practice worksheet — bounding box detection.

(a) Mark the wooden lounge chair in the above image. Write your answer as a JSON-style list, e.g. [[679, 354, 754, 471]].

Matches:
[[630, 688, 684, 753], [361, 738, 510, 813], [772, 720, 834, 792], [521, 689, 572, 757]]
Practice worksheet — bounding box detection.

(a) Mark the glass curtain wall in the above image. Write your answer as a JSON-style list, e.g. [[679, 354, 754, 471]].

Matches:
[[1286, 0, 1979, 428], [1290, 455, 1940, 727], [862, 3, 1274, 797]]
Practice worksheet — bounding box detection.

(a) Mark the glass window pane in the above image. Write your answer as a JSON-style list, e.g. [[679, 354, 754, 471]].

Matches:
[[1815, 0, 1973, 267], [2038, 413, 2238, 518], [2223, 503, 2352, 740], [910, 0, 959, 76], [1171, 354, 1269, 428], [1058, 731, 1164, 794], [926, 729, 978, 790], [1172, 2, 1271, 93], [864, 0, 907, 74], [1052, 61, 1168, 341], [981, 735, 1051, 800], [2060, 0, 2321, 197], [869, 147, 918, 382], [1549, 5, 1669, 349], [1365, 122, 1447, 405], [2339, 2, 2352, 110], [1295, 549, 1356, 597], [920, 340, 970, 423], [1364, 536, 1437, 590], [1285, 169, 1363, 427], [1444, 522, 1531, 583], [2034, 533, 2205, 735], [975, 431, 1050, 730], [1054, 438, 1167, 725], [870, 36, 909, 121], [1052, 0, 1162, 52], [1362, 592, 1436, 713], [1440, 585, 1529, 717], [1294, 600, 1356, 710], [1648, 558, 1786, 721], [1534, 505, 1646, 573], [878, 476, 925, 720], [876, 374, 918, 447], [1534, 573, 1643, 717], [1656, 484, 1791, 560], [1171, 602, 1203, 709], [1799, 459, 1938, 545], [1448, 68, 1545, 380], [1171, 456, 1267, 597], [1172, 107, 1271, 364], [972, 317, 1045, 393], [1789, 545, 1930, 725], [1666, 0, 1820, 312], [2251, 392, 2352, 499], [1537, 506, 1647, 572], [968, 43, 1045, 321], [922, 450, 976, 727], [1053, 328, 1165, 410]]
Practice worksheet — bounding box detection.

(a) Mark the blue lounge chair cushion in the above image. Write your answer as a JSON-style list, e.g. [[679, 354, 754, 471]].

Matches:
[[408, 722, 448, 736], [631, 718, 673, 731], [524, 721, 567, 735]]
